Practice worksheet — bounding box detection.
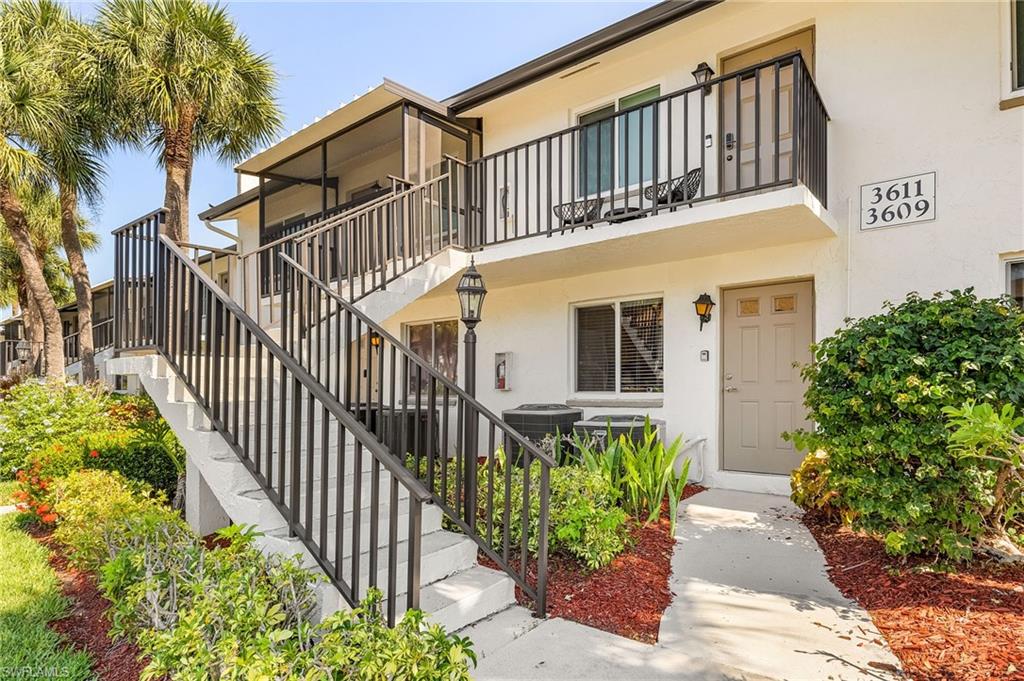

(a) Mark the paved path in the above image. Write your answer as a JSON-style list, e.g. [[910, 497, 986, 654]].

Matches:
[[470, 489, 901, 680]]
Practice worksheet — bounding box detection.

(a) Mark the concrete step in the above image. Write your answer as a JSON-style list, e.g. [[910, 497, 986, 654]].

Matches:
[[456, 606, 544, 661], [403, 565, 516, 633]]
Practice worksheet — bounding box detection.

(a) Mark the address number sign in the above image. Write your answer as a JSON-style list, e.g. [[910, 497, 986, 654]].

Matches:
[[860, 172, 936, 230]]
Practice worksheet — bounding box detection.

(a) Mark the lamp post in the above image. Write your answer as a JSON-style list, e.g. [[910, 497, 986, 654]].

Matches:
[[456, 259, 487, 524]]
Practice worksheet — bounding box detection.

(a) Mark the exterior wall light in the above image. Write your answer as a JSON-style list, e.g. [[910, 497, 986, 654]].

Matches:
[[692, 62, 715, 93], [693, 293, 716, 331], [369, 331, 382, 348]]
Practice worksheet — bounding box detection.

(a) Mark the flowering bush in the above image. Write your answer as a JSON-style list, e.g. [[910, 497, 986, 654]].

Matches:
[[0, 381, 113, 478], [12, 460, 56, 524]]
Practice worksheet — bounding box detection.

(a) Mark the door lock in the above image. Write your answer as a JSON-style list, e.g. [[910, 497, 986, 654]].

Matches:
[[725, 132, 736, 150]]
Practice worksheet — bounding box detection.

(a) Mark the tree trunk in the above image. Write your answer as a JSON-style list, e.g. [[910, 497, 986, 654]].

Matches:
[[19, 284, 42, 371], [59, 184, 95, 381], [163, 120, 195, 244], [0, 184, 64, 379]]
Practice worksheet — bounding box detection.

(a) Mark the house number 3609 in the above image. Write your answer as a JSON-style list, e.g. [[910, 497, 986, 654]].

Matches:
[[860, 172, 936, 230]]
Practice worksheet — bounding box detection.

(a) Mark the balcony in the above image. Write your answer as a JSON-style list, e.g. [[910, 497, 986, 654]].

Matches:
[[461, 52, 831, 257]]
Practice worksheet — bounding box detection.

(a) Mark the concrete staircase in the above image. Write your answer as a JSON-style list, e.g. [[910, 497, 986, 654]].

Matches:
[[106, 353, 516, 632]]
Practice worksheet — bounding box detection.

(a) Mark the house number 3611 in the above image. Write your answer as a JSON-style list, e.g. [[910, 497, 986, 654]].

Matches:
[[860, 172, 936, 230]]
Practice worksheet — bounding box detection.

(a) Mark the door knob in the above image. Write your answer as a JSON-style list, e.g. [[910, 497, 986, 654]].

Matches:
[[724, 386, 738, 393]]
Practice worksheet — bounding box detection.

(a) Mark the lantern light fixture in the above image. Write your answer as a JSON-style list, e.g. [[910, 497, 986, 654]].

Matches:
[[693, 293, 716, 331], [456, 258, 487, 330], [15, 339, 30, 363], [691, 61, 715, 93]]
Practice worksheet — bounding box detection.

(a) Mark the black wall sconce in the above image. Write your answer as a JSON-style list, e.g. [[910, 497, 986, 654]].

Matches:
[[693, 293, 716, 331], [691, 61, 715, 94]]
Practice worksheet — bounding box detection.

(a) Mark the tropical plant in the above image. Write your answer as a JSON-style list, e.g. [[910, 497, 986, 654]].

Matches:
[[788, 290, 1024, 561], [0, 0, 76, 378], [93, 0, 282, 242], [943, 401, 1024, 553], [573, 419, 691, 533]]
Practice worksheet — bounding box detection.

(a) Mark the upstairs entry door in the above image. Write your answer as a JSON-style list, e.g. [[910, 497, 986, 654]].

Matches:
[[720, 28, 814, 194]]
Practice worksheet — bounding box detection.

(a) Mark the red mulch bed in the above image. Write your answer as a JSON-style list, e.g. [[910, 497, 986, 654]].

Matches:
[[482, 483, 705, 644], [803, 510, 1024, 681], [30, 528, 146, 681]]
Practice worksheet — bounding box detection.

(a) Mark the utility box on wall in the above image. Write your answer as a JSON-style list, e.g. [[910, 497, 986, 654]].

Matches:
[[494, 352, 511, 391]]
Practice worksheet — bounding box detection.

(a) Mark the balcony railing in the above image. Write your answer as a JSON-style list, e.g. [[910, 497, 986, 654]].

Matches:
[[62, 318, 115, 367], [463, 51, 828, 246]]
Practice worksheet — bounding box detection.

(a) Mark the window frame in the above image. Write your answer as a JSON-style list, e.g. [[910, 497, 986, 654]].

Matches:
[[1006, 258, 1024, 306], [1015, 0, 1024, 91], [572, 80, 664, 196], [570, 294, 665, 397], [403, 317, 459, 393]]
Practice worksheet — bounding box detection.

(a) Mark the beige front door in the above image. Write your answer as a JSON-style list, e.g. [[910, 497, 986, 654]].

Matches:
[[720, 28, 814, 193], [722, 280, 813, 475]]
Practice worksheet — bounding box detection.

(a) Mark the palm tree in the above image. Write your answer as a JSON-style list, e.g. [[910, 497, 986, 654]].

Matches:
[[46, 11, 108, 382], [94, 0, 282, 243], [0, 0, 72, 379], [0, 185, 97, 373]]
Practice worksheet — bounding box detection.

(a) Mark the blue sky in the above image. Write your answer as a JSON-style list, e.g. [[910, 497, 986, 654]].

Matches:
[[67, 1, 657, 285]]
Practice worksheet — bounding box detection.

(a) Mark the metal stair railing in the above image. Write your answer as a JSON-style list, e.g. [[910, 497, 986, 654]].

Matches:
[[278, 249, 555, 617], [290, 157, 468, 307], [114, 210, 434, 626]]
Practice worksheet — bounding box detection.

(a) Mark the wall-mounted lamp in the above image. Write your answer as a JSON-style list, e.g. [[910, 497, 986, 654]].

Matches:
[[691, 62, 715, 94], [693, 293, 716, 331], [369, 331, 382, 349]]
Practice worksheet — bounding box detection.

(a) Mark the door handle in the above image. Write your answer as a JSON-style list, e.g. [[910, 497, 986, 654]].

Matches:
[[725, 132, 736, 150], [724, 386, 738, 393]]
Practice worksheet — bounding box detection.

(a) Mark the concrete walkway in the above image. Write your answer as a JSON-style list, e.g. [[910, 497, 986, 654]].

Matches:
[[470, 489, 901, 681]]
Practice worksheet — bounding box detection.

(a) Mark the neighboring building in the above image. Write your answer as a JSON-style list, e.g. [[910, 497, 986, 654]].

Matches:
[[199, 0, 1024, 494]]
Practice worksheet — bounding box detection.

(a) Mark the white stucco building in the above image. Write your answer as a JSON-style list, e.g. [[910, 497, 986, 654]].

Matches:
[[193, 0, 1024, 494]]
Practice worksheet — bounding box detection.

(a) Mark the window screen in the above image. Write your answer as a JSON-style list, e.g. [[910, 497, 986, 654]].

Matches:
[[620, 298, 664, 393], [575, 298, 664, 393]]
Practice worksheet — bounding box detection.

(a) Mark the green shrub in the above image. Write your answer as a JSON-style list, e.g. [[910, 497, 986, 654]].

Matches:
[[489, 456, 627, 569], [313, 588, 476, 680], [98, 523, 476, 680], [790, 451, 846, 521], [50, 470, 167, 569], [32, 430, 180, 499], [0, 381, 112, 478], [788, 290, 1024, 561]]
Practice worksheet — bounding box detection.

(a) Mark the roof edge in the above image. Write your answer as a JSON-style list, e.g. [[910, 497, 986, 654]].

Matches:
[[445, 0, 721, 113]]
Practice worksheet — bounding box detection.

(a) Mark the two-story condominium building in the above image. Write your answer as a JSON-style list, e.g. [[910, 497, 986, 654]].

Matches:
[[107, 0, 1024, 632]]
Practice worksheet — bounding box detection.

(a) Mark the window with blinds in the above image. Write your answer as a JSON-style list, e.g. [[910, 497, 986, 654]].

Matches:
[[620, 298, 664, 393], [576, 304, 616, 391], [575, 297, 664, 393]]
